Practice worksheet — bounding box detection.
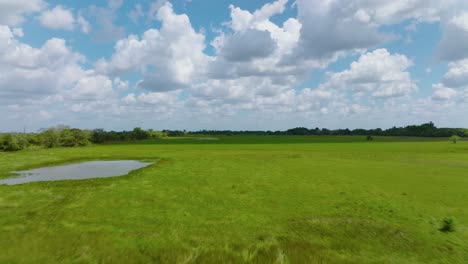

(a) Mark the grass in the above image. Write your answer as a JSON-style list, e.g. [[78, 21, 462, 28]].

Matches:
[[0, 136, 467, 263]]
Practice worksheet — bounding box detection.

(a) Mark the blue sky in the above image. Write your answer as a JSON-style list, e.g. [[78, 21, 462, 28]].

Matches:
[[1, 0, 468, 132]]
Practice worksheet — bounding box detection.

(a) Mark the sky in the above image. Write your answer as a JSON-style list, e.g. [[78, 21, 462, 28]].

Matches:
[[1, 0, 468, 132]]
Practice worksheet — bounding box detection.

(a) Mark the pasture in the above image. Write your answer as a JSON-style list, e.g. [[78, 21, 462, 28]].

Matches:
[[0, 136, 467, 263]]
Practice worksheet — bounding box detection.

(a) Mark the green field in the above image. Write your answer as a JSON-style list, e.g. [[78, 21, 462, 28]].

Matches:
[[1, 136, 467, 263]]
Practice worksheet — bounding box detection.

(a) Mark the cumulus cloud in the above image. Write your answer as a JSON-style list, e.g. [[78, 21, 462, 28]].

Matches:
[[442, 59, 468, 87], [221, 29, 277, 62], [208, 0, 304, 83], [438, 12, 468, 61], [38, 6, 75, 31], [38, 5, 91, 33], [96, 2, 206, 91], [0, 25, 118, 108], [228, 0, 288, 31], [289, 0, 466, 63], [431, 83, 458, 101], [0, 26, 84, 100], [88, 0, 125, 41], [68, 74, 114, 101], [291, 0, 388, 60], [12, 28, 24, 37], [322, 49, 417, 98], [0, 0, 45, 26], [3, 0, 468, 131]]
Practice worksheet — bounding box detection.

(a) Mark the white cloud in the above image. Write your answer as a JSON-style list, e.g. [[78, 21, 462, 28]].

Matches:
[[438, 11, 468, 61], [0, 24, 121, 113], [431, 83, 458, 101], [114, 78, 129, 90], [220, 29, 277, 62], [208, 0, 305, 84], [3, 0, 468, 131], [39, 6, 75, 31], [0, 26, 85, 100], [69, 74, 114, 101], [12, 28, 24, 37], [147, 0, 168, 22], [290, 0, 466, 62], [291, 0, 387, 60], [88, 0, 125, 42], [228, 0, 288, 31], [450, 12, 468, 31], [97, 2, 206, 91], [322, 49, 417, 98], [77, 15, 91, 33], [0, 0, 45, 26], [128, 4, 144, 24], [38, 5, 91, 33], [443, 59, 468, 87]]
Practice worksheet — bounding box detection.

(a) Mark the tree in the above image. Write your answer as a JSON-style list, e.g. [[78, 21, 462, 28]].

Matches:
[[91, 129, 106, 143], [450, 135, 460, 144], [366, 135, 374, 141], [132, 127, 149, 140], [59, 129, 76, 147], [147, 129, 167, 139], [286, 127, 310, 135], [41, 128, 60, 148]]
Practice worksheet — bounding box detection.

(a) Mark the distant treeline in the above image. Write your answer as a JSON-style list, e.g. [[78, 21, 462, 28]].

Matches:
[[191, 122, 468, 137], [0, 122, 466, 152]]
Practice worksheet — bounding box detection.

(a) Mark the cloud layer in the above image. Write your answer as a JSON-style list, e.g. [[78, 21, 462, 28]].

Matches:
[[0, 0, 468, 131]]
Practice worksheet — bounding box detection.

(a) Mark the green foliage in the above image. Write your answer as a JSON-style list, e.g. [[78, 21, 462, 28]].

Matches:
[[90, 128, 167, 143], [147, 129, 167, 139], [41, 128, 60, 148], [132, 127, 149, 140], [164, 130, 187, 137], [450, 135, 460, 144], [0, 134, 29, 151], [366, 135, 374, 141], [439, 218, 455, 233], [59, 129, 90, 147], [192, 122, 468, 137]]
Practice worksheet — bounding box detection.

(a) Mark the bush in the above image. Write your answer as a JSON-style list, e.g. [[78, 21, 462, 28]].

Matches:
[[450, 135, 460, 144], [41, 129, 60, 148], [366, 135, 374, 141], [439, 218, 455, 233], [0, 134, 29, 151], [59, 129, 90, 147]]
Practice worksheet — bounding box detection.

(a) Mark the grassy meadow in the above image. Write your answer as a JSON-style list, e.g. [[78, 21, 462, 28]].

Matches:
[[0, 136, 467, 263]]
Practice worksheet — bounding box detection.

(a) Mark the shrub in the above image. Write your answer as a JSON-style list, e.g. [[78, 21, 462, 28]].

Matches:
[[366, 135, 374, 141], [59, 129, 90, 147], [439, 218, 455, 233], [450, 135, 460, 144], [41, 129, 60, 148], [0, 134, 29, 151]]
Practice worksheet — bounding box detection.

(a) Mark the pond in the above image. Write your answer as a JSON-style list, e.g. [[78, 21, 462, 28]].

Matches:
[[0, 160, 153, 185]]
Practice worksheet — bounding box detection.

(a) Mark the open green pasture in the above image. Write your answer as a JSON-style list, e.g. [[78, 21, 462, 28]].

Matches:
[[0, 137, 467, 263]]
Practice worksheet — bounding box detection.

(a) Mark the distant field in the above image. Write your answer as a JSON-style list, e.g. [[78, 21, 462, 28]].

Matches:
[[1, 136, 467, 263]]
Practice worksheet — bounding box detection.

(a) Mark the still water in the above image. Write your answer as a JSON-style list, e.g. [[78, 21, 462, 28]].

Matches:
[[0, 160, 153, 185]]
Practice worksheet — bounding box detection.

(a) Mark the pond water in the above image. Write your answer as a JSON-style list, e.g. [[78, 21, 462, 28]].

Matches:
[[0, 160, 153, 185]]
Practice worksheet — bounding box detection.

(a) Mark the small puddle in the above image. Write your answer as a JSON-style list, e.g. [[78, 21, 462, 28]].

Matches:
[[0, 160, 153, 185]]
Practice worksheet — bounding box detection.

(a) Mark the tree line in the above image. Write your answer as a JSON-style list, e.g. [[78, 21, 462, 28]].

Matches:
[[191, 122, 468, 137], [0, 122, 466, 152]]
